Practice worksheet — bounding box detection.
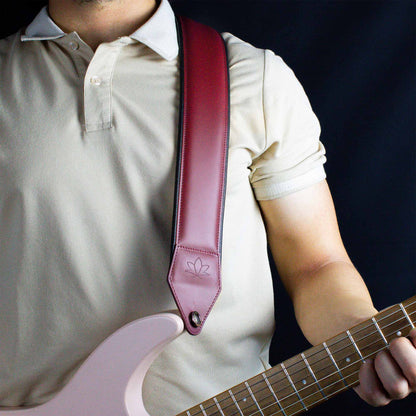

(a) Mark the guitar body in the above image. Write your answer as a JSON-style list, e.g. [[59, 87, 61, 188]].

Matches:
[[0, 314, 184, 416]]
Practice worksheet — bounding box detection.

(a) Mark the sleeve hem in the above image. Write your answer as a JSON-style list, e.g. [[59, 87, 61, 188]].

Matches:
[[253, 166, 327, 200]]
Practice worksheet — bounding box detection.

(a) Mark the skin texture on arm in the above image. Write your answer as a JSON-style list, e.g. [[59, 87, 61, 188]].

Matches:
[[258, 179, 416, 406]]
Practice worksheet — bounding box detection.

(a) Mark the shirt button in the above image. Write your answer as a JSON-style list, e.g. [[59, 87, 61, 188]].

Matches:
[[90, 76, 102, 86], [69, 41, 79, 51]]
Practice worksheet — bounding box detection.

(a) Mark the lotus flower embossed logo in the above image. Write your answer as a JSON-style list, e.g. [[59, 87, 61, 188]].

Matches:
[[185, 257, 210, 279]]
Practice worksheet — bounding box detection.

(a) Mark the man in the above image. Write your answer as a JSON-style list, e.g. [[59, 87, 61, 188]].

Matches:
[[0, 0, 414, 414]]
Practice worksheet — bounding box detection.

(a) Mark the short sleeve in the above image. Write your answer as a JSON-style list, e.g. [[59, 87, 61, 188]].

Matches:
[[249, 49, 327, 200]]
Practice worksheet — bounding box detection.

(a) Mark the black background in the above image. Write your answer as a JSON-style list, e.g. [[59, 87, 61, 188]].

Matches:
[[1, 1, 415, 415]]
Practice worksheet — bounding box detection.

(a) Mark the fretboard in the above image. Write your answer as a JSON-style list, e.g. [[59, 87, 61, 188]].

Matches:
[[177, 295, 416, 416]]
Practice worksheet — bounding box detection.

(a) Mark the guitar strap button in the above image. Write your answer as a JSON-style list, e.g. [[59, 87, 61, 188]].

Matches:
[[189, 311, 202, 328]]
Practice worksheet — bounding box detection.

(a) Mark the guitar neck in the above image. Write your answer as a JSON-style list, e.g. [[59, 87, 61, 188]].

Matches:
[[178, 295, 416, 416]]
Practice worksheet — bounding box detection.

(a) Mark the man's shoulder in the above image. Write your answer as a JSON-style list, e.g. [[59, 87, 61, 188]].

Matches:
[[220, 31, 290, 91], [220, 32, 264, 64], [220, 32, 285, 69]]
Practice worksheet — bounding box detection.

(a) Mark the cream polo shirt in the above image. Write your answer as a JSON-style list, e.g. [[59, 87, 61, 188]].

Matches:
[[0, 0, 326, 413]]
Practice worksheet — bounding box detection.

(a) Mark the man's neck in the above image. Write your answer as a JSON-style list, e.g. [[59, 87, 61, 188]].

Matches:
[[48, 0, 158, 52]]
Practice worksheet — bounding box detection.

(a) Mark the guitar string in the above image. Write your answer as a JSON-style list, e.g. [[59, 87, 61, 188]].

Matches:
[[183, 305, 416, 416], [185, 313, 415, 416]]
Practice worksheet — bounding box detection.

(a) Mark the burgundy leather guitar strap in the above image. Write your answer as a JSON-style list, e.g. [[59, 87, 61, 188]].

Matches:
[[167, 15, 230, 335]]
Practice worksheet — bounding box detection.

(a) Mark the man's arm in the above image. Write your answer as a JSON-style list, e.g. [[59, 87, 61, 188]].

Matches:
[[258, 179, 416, 406]]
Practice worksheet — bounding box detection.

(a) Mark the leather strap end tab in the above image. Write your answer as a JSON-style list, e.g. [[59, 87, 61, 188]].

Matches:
[[168, 245, 221, 335]]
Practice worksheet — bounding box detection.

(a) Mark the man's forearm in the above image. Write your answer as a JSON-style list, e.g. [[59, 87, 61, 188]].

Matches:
[[289, 259, 378, 345]]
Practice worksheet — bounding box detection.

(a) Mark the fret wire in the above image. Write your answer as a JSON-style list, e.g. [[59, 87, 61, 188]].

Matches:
[[245, 381, 265, 416], [323, 341, 348, 387], [301, 352, 327, 398], [228, 389, 244, 416], [281, 363, 308, 411], [346, 330, 365, 363], [186, 411, 192, 416], [199, 404, 208, 416], [371, 317, 388, 346], [400, 302, 415, 328], [213, 397, 226, 416], [262, 373, 288, 416], [183, 308, 416, 416]]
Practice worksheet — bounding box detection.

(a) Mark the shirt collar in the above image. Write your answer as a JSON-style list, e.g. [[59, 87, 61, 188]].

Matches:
[[20, 0, 179, 61]]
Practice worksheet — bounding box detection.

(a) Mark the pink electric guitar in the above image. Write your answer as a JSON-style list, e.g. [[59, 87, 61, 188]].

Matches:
[[1, 295, 415, 416]]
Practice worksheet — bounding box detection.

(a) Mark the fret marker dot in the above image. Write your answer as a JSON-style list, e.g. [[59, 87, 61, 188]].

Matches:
[[302, 379, 307, 385], [397, 331, 402, 337], [243, 398, 247, 402], [346, 357, 351, 363]]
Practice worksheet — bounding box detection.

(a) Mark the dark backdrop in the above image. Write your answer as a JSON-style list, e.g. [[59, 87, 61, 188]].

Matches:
[[2, 1, 415, 415]]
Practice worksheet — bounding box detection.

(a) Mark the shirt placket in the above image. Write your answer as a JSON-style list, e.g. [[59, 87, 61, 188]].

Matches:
[[83, 43, 124, 132]]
